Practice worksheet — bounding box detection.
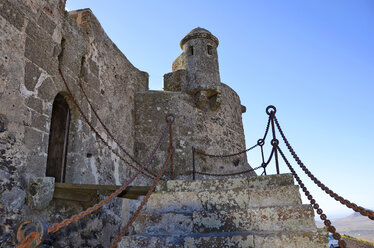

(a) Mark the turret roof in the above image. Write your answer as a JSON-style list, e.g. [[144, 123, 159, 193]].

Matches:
[[180, 27, 219, 49]]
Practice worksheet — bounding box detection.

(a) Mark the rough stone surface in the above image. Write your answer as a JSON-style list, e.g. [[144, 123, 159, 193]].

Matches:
[[0, 1, 325, 247], [158, 173, 294, 192], [193, 205, 316, 233], [27, 177, 55, 210], [0, 186, 26, 212], [135, 84, 252, 185], [184, 230, 328, 248], [148, 185, 301, 213], [171, 28, 221, 97], [120, 174, 328, 247], [0, 2, 147, 247], [133, 204, 315, 235]]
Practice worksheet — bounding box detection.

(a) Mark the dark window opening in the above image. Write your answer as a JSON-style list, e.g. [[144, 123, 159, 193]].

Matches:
[[189, 46, 194, 55], [207, 45, 213, 55], [46, 93, 70, 183]]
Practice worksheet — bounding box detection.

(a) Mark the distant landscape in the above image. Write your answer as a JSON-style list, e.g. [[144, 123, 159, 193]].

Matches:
[[316, 212, 374, 243]]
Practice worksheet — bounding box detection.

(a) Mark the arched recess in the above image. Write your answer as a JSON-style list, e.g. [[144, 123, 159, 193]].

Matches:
[[46, 93, 71, 182]]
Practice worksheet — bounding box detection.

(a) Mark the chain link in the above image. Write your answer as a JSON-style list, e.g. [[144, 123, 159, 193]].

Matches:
[[47, 120, 171, 234], [193, 147, 275, 177], [193, 164, 263, 176], [195, 144, 258, 158], [262, 115, 271, 141], [110, 151, 172, 248], [277, 147, 346, 248], [59, 68, 158, 180], [274, 115, 374, 221], [79, 81, 159, 179]]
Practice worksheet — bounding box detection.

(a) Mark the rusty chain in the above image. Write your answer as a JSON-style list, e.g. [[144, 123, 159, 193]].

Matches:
[[167, 114, 175, 179], [78, 80, 158, 179], [192, 114, 273, 178], [274, 115, 374, 221], [195, 143, 258, 158], [193, 164, 263, 177], [16, 99, 174, 247], [59, 68, 158, 180], [277, 147, 346, 248], [46, 117, 171, 234], [262, 114, 271, 141], [193, 147, 275, 177], [110, 149, 173, 248]]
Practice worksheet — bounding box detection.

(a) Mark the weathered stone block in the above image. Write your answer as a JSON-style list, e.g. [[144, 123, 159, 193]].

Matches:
[[133, 212, 193, 235], [27, 177, 55, 210], [88, 58, 99, 77], [25, 151, 47, 178], [164, 173, 294, 192], [84, 73, 100, 91], [24, 61, 41, 92], [26, 20, 52, 47], [163, 70, 187, 92], [31, 111, 49, 132], [37, 77, 56, 101], [25, 37, 56, 75], [148, 186, 302, 214], [25, 96, 43, 114], [0, 0, 25, 31], [24, 127, 43, 150], [198, 185, 301, 211], [183, 230, 328, 248], [253, 230, 328, 248], [184, 234, 255, 248], [37, 12, 56, 36], [147, 192, 203, 214], [193, 205, 316, 234], [119, 235, 183, 248], [0, 186, 26, 212]]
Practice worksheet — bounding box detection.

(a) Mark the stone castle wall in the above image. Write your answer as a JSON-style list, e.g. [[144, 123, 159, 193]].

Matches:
[[0, 1, 251, 247], [134, 82, 252, 185], [0, 1, 147, 246]]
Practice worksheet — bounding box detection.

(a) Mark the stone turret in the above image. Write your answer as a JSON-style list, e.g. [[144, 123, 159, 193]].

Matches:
[[165, 27, 222, 110]]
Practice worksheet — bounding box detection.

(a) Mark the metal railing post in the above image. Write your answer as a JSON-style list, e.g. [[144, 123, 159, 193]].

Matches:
[[266, 105, 280, 174], [166, 114, 175, 180], [192, 146, 196, 181]]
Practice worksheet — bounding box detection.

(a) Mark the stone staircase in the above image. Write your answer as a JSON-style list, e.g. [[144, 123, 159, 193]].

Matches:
[[118, 174, 328, 247]]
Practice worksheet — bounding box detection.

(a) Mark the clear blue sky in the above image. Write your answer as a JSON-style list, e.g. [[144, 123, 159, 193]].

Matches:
[[66, 1, 374, 219]]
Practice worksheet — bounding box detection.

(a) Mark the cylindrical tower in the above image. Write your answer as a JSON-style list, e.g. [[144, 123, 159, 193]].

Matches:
[[179, 27, 221, 96]]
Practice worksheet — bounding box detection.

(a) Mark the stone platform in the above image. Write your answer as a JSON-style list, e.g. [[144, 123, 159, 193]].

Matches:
[[118, 174, 328, 247]]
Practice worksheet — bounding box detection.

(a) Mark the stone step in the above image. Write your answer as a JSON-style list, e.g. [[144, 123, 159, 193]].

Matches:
[[118, 230, 328, 248], [147, 185, 302, 214], [133, 205, 316, 235], [184, 230, 328, 248], [118, 235, 183, 248], [156, 173, 294, 193]]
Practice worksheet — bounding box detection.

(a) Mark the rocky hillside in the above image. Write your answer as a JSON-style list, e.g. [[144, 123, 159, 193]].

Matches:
[[343, 235, 374, 248], [317, 212, 374, 243]]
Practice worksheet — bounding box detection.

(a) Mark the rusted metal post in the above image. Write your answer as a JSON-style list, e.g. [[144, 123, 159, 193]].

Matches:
[[270, 118, 280, 174], [169, 123, 174, 180], [266, 105, 280, 174], [192, 146, 196, 181], [166, 114, 175, 180]]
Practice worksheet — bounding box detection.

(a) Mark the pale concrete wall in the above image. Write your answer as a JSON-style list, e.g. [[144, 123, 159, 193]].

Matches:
[[0, 1, 147, 246]]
